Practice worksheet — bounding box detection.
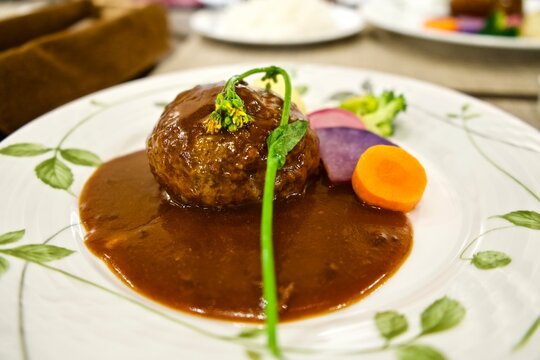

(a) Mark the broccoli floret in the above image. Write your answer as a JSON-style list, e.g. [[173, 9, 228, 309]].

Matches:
[[481, 11, 520, 37], [340, 95, 378, 115], [339, 90, 407, 137]]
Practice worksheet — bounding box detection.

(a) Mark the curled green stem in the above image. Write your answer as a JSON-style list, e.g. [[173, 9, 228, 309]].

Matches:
[[459, 225, 515, 260], [206, 66, 292, 134], [461, 116, 540, 203]]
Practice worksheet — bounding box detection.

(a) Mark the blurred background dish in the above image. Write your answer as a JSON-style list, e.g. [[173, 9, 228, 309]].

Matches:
[[364, 0, 540, 50], [190, 0, 364, 45], [197, 0, 241, 7]]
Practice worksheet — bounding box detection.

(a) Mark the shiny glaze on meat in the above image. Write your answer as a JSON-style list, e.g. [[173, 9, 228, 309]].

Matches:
[[146, 83, 320, 207]]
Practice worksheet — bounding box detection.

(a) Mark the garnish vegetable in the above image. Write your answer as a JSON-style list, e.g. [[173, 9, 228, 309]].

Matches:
[[340, 94, 378, 115], [206, 76, 253, 133], [211, 66, 308, 358], [481, 11, 520, 37], [339, 90, 407, 137], [352, 145, 427, 212], [424, 17, 459, 32], [308, 108, 365, 130], [316, 128, 395, 183]]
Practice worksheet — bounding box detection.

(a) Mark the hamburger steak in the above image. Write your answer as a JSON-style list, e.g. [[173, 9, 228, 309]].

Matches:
[[146, 82, 320, 207]]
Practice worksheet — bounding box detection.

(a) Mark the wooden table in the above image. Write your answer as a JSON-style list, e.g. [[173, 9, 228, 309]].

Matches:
[[152, 16, 540, 130]]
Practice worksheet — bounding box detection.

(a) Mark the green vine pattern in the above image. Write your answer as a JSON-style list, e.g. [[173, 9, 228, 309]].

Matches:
[[16, 225, 77, 360], [514, 316, 540, 351], [445, 104, 540, 271], [447, 104, 540, 202], [0, 103, 104, 196], [0, 230, 73, 276], [0, 143, 101, 196], [0, 226, 466, 359], [242, 298, 466, 359], [443, 104, 539, 354]]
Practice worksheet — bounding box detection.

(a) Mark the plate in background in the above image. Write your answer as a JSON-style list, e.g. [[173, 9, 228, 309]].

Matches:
[[190, 5, 363, 45], [364, 0, 540, 50]]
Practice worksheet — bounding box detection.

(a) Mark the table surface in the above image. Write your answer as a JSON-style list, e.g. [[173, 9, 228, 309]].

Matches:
[[152, 10, 540, 131]]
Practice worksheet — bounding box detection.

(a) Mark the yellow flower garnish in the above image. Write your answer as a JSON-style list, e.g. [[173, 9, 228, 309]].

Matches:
[[205, 87, 253, 134]]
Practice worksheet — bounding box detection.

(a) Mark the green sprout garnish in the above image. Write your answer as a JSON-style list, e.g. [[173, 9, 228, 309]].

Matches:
[[212, 66, 308, 358], [205, 66, 296, 134], [206, 85, 252, 133]]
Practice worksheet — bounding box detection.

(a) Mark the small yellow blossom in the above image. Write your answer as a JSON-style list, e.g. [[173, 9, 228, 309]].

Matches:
[[205, 88, 253, 134]]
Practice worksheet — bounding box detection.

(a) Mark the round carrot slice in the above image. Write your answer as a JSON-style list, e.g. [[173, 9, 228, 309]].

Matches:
[[351, 145, 427, 212]]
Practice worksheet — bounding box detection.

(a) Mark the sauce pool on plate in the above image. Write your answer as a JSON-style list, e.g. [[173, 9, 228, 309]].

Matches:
[[80, 151, 412, 322]]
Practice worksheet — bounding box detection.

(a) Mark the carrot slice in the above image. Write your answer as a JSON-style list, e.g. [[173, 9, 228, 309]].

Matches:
[[425, 17, 459, 32], [352, 145, 427, 212]]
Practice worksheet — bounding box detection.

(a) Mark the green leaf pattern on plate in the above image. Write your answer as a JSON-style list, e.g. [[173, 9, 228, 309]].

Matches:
[[0, 104, 103, 195], [1, 244, 74, 263], [60, 148, 102, 167], [0, 256, 8, 276], [364, 297, 465, 359], [237, 328, 265, 339], [420, 297, 466, 336], [396, 344, 446, 360], [0, 230, 25, 278], [375, 311, 408, 341], [328, 90, 357, 101], [0, 143, 51, 157], [514, 316, 540, 351], [295, 85, 309, 96], [472, 251, 512, 270], [35, 158, 74, 190], [495, 210, 540, 230], [0, 229, 25, 245], [245, 350, 262, 360], [0, 229, 75, 280]]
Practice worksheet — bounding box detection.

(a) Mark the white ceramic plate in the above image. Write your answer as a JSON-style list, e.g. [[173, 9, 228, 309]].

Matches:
[[364, 0, 540, 50], [1, 64, 540, 360], [189, 6, 363, 45]]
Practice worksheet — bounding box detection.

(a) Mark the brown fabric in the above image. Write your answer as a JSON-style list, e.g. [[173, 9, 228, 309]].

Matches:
[[0, 4, 170, 134], [0, 1, 96, 52]]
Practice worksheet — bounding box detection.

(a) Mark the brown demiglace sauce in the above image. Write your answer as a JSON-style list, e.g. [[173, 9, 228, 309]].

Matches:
[[80, 151, 412, 322]]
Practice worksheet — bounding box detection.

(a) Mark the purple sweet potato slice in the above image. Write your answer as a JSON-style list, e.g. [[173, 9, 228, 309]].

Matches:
[[316, 127, 396, 183], [457, 16, 485, 33]]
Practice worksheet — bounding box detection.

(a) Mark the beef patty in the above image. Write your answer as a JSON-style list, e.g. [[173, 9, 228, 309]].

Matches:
[[146, 82, 320, 208]]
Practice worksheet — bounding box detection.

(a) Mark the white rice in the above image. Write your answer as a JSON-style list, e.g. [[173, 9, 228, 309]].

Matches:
[[215, 0, 339, 42]]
